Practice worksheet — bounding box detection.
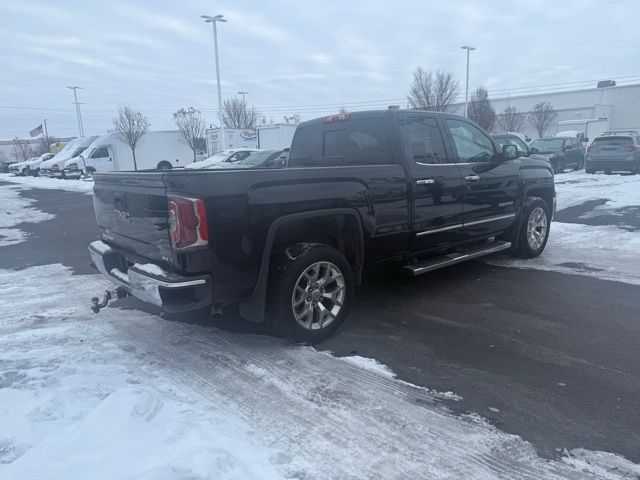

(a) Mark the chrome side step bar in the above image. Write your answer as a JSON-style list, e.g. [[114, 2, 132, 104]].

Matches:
[[403, 241, 511, 277]]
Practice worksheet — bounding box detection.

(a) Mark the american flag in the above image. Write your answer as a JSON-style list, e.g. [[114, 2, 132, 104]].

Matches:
[[30, 124, 43, 137]]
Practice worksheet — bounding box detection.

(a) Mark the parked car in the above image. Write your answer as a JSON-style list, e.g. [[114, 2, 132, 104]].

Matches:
[[201, 149, 288, 169], [21, 152, 55, 176], [585, 131, 640, 174], [9, 156, 38, 175], [40, 136, 98, 178], [529, 136, 585, 173], [556, 130, 587, 143], [67, 131, 196, 177], [184, 148, 259, 170], [88, 110, 555, 343]]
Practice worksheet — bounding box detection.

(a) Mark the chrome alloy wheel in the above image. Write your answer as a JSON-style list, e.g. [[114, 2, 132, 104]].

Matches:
[[526, 206, 547, 250], [291, 261, 345, 330]]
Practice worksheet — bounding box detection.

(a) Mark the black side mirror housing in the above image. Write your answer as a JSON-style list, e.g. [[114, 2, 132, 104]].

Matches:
[[530, 147, 539, 154], [564, 144, 573, 151], [502, 144, 519, 160]]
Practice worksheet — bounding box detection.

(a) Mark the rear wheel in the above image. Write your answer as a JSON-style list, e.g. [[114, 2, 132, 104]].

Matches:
[[267, 243, 354, 344], [157, 161, 172, 170], [513, 197, 550, 258]]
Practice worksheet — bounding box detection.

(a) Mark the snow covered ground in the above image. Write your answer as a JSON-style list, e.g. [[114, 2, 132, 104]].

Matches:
[[1, 171, 640, 478], [1, 263, 639, 479], [0, 173, 94, 194], [489, 172, 640, 285], [0, 183, 54, 246]]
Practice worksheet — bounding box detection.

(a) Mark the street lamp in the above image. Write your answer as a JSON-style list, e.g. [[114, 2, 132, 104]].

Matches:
[[202, 14, 227, 151], [238, 91, 249, 103], [66, 86, 85, 136], [460, 46, 476, 118]]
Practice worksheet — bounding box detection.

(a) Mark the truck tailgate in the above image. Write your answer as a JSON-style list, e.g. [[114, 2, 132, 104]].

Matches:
[[92, 172, 174, 267]]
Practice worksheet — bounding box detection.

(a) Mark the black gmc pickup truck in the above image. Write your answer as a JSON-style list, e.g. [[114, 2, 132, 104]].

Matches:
[[89, 110, 555, 342]]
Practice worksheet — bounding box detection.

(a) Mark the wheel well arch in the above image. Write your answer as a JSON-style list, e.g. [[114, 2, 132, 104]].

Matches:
[[157, 160, 173, 170], [525, 187, 555, 214], [239, 208, 365, 323]]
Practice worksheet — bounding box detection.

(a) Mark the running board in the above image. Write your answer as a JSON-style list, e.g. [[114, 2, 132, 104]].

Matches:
[[403, 241, 511, 277]]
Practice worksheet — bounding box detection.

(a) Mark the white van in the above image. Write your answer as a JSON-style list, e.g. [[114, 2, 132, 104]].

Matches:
[[257, 123, 298, 150], [40, 136, 98, 178], [65, 131, 195, 176]]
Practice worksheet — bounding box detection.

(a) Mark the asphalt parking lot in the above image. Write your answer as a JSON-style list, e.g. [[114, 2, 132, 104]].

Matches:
[[2, 179, 639, 464]]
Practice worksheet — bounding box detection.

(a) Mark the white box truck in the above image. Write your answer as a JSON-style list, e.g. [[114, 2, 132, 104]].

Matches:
[[257, 123, 298, 149], [65, 131, 195, 176], [205, 128, 257, 154]]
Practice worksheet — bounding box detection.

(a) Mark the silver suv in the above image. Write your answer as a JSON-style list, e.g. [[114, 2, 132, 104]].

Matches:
[[585, 131, 640, 174]]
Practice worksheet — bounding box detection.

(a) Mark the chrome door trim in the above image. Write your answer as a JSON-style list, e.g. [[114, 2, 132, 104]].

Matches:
[[416, 213, 516, 236]]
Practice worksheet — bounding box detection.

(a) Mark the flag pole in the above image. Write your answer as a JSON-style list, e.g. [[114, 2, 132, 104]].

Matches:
[[43, 119, 49, 152]]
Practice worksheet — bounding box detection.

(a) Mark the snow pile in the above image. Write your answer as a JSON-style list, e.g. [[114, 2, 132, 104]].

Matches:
[[0, 184, 54, 246], [0, 173, 94, 193], [555, 171, 640, 211], [1, 263, 638, 479], [489, 222, 640, 285]]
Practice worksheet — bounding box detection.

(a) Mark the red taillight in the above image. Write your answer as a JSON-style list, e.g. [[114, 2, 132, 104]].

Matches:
[[168, 196, 208, 250]]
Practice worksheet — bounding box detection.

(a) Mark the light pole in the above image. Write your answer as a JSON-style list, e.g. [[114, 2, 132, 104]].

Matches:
[[66, 86, 85, 136], [238, 91, 249, 103], [460, 46, 476, 118], [202, 14, 227, 151]]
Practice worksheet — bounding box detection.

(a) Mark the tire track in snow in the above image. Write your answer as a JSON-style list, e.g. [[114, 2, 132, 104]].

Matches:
[[113, 317, 603, 480]]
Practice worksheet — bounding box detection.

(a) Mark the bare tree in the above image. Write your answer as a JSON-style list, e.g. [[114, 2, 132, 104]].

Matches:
[[528, 102, 557, 138], [173, 107, 206, 162], [407, 68, 460, 112], [497, 107, 526, 133], [112, 106, 150, 170], [11, 138, 35, 162], [468, 87, 496, 132], [222, 98, 258, 129], [283, 113, 301, 123]]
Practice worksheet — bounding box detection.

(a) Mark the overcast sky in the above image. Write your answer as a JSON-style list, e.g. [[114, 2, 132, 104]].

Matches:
[[1, 0, 638, 139]]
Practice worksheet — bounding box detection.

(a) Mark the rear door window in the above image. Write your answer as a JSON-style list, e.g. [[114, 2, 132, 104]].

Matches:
[[399, 116, 449, 164]]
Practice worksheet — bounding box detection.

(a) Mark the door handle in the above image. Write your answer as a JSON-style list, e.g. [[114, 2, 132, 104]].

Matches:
[[464, 175, 481, 182], [416, 178, 436, 185]]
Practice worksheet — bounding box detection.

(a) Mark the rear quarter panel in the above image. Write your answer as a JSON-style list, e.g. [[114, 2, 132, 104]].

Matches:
[[164, 165, 409, 303]]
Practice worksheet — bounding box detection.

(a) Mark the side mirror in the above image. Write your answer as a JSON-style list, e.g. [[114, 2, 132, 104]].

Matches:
[[530, 147, 539, 154], [564, 144, 573, 150], [502, 144, 519, 160]]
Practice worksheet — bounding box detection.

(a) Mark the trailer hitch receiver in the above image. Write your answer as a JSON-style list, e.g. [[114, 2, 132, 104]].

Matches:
[[91, 288, 129, 313]]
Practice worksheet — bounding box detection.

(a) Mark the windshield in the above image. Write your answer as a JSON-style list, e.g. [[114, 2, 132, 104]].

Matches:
[[530, 138, 564, 151], [236, 150, 283, 167], [71, 147, 88, 158], [593, 136, 633, 145]]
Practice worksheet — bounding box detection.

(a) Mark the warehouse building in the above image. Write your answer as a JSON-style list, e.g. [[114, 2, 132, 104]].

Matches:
[[454, 82, 640, 140]]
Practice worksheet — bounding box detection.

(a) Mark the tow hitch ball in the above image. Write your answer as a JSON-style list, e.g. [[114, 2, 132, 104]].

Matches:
[[91, 288, 128, 313]]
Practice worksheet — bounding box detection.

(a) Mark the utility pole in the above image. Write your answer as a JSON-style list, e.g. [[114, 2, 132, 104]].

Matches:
[[461, 46, 476, 118], [238, 91, 249, 103], [43, 119, 49, 151], [202, 14, 227, 151], [66, 86, 85, 136]]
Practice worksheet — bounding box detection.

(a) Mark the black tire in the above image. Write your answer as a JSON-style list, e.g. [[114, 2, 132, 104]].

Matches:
[[513, 197, 551, 258], [605, 170, 612, 175], [267, 243, 354, 344], [157, 161, 172, 170], [586, 169, 595, 174]]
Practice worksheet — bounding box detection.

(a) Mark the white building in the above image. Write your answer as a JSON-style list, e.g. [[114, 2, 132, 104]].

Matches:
[[455, 83, 640, 140]]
